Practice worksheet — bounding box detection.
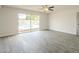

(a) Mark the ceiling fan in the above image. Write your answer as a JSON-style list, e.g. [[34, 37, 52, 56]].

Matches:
[[41, 5, 54, 13]]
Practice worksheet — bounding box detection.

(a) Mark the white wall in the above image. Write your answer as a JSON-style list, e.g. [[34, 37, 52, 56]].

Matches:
[[0, 7, 18, 37], [0, 7, 48, 37], [49, 9, 79, 35]]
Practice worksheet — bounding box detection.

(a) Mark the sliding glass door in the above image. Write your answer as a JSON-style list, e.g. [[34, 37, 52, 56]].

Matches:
[[30, 15, 39, 32], [18, 13, 40, 33]]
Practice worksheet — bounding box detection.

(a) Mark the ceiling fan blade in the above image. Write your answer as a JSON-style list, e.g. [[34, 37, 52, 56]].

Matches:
[[49, 6, 54, 8], [48, 8, 54, 11]]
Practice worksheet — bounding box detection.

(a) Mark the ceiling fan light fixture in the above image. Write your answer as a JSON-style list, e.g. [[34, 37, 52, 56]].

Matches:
[[44, 7, 49, 12]]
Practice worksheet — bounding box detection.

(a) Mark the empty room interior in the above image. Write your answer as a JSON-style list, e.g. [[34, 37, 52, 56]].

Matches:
[[0, 5, 79, 53]]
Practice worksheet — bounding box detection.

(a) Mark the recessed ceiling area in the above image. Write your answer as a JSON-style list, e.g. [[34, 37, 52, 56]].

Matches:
[[4, 5, 43, 12]]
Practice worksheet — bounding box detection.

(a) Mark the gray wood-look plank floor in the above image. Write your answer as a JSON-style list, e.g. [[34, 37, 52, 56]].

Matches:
[[0, 31, 79, 53]]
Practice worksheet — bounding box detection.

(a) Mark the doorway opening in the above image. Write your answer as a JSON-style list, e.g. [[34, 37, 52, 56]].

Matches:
[[18, 13, 40, 33]]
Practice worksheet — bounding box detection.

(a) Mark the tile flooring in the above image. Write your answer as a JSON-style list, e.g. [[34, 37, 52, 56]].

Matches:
[[0, 31, 79, 53]]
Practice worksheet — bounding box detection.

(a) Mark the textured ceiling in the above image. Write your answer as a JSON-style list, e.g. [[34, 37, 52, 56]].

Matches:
[[4, 5, 79, 12]]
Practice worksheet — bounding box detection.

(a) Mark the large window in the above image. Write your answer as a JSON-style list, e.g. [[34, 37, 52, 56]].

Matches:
[[18, 13, 40, 33]]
